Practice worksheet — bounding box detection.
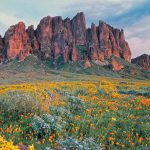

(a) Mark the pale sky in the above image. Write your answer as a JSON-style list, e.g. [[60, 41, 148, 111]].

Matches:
[[0, 0, 150, 58]]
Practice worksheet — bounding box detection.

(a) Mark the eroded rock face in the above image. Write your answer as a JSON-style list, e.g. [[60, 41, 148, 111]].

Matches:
[[36, 16, 53, 60], [35, 12, 86, 63], [86, 20, 131, 63], [27, 25, 39, 51], [132, 54, 150, 70], [4, 22, 32, 61], [118, 30, 131, 62], [1, 12, 131, 68], [72, 45, 78, 62], [71, 12, 86, 45]]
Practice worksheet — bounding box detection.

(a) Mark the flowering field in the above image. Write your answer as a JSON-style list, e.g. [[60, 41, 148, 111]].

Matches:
[[0, 79, 150, 149]]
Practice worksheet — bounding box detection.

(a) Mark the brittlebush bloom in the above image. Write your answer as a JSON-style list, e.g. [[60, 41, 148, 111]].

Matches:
[[37, 141, 41, 145], [42, 139, 45, 144], [75, 127, 80, 132], [28, 144, 34, 150], [90, 123, 94, 128], [98, 110, 102, 113], [74, 115, 81, 121], [112, 117, 116, 121], [0, 136, 20, 150]]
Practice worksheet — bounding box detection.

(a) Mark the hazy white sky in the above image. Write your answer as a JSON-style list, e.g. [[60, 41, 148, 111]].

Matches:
[[0, 0, 149, 58]]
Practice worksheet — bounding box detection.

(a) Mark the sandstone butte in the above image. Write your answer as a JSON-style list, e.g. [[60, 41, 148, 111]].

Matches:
[[0, 12, 133, 71]]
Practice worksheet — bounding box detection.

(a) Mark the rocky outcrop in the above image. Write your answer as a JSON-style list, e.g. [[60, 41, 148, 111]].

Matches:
[[4, 22, 32, 61], [27, 25, 39, 52], [0, 12, 131, 70], [111, 58, 124, 71], [35, 13, 86, 63], [132, 54, 150, 70], [36, 16, 53, 60], [84, 58, 92, 69], [86, 21, 131, 63], [71, 12, 86, 45]]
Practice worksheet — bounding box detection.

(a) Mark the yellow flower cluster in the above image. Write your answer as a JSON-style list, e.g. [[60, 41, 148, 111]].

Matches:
[[99, 80, 117, 94], [0, 136, 19, 150]]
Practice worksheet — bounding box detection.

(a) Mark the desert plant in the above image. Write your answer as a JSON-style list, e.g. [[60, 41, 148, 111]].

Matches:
[[0, 91, 40, 120], [57, 137, 102, 150]]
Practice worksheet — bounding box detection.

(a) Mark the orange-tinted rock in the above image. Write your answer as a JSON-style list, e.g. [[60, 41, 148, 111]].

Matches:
[[118, 30, 131, 62], [63, 45, 70, 63], [132, 54, 150, 70], [86, 20, 131, 62], [111, 58, 124, 71], [98, 51, 105, 62], [84, 58, 92, 69], [4, 22, 32, 60], [109, 28, 120, 57], [0, 12, 132, 68], [72, 45, 78, 62], [53, 42, 61, 57], [89, 47, 98, 60], [98, 21, 120, 59]]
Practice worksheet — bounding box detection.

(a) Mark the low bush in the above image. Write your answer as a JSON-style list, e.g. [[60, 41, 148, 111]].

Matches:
[[0, 91, 40, 121]]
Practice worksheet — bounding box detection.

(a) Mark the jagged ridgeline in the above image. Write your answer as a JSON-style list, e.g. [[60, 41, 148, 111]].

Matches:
[[0, 12, 131, 70]]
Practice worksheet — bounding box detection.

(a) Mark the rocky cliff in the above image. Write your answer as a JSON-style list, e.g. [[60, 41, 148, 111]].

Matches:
[[0, 12, 131, 70], [132, 54, 150, 70]]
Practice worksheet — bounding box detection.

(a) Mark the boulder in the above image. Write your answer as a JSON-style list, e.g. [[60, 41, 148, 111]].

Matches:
[[111, 58, 124, 71]]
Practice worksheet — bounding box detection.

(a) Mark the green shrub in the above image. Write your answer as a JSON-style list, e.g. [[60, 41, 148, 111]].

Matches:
[[0, 91, 40, 120], [57, 137, 102, 150]]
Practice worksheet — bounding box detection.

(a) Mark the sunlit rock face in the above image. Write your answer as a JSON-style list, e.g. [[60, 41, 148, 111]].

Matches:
[[86, 20, 131, 63], [36, 16, 53, 60], [1, 12, 131, 69], [4, 22, 32, 61]]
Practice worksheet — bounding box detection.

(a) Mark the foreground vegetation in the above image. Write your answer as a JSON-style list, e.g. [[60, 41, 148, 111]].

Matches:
[[0, 77, 150, 149]]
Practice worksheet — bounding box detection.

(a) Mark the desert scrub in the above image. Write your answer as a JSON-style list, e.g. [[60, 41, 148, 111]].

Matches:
[[0, 91, 40, 120]]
